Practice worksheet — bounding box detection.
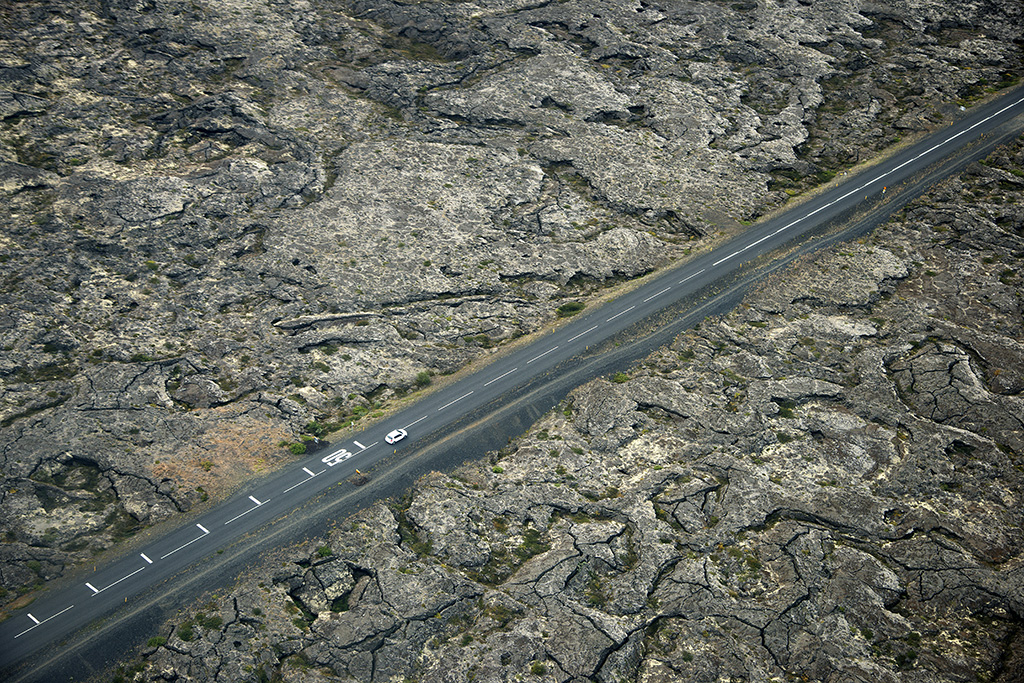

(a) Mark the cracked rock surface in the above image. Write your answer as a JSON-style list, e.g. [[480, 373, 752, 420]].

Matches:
[[0, 0, 1021, 669], [136, 114, 1024, 682]]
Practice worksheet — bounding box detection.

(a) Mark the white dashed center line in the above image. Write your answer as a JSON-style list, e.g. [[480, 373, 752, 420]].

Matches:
[[14, 605, 74, 639], [709, 96, 1024, 269], [403, 415, 429, 430], [160, 524, 210, 560], [484, 367, 518, 386], [679, 269, 705, 284], [224, 496, 265, 525], [284, 469, 324, 493], [526, 346, 558, 364], [606, 305, 635, 322], [437, 391, 473, 411], [643, 286, 671, 303], [90, 567, 145, 596], [566, 325, 598, 344]]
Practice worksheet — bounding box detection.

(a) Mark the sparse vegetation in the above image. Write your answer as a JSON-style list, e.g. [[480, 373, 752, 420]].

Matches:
[[556, 301, 586, 317]]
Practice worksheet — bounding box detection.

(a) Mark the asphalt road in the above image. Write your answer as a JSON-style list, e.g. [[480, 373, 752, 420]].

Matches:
[[2, 86, 1023, 681]]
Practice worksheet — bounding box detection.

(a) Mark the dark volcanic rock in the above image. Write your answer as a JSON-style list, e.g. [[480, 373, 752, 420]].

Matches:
[[1, 1, 1023, 679], [139, 136, 1024, 681]]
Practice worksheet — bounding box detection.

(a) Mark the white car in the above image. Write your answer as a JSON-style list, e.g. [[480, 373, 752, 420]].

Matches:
[[385, 428, 407, 445]]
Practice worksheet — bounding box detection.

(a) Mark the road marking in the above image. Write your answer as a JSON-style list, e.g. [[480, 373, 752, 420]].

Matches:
[[713, 250, 742, 267], [353, 440, 366, 450], [90, 567, 145, 596], [566, 325, 598, 344], [140, 553, 152, 564], [437, 391, 473, 411], [484, 367, 518, 386], [404, 415, 429, 429], [160, 524, 210, 559], [225, 497, 266, 525], [679, 268, 705, 284], [9, 95, 1017, 651], [643, 286, 671, 303], [527, 346, 558, 364], [606, 305, 634, 322], [707, 96, 1024, 271], [284, 469, 323, 493], [14, 605, 74, 639]]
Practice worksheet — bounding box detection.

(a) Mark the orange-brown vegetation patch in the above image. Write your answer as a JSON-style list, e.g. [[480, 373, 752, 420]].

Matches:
[[152, 407, 295, 500]]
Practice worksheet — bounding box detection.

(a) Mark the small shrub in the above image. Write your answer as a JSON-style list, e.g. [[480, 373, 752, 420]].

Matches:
[[776, 400, 796, 418], [178, 624, 194, 642], [415, 371, 432, 387], [289, 443, 307, 455], [611, 372, 629, 383], [147, 636, 167, 648], [556, 301, 585, 317], [531, 661, 548, 675], [316, 545, 333, 557]]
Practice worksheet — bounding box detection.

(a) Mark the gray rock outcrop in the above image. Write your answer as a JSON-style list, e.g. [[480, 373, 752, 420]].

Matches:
[[1, 2, 1022, 679], [138, 107, 1024, 683]]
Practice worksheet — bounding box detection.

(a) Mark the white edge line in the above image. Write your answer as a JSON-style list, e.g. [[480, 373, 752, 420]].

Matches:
[[679, 268, 705, 284], [643, 286, 671, 303], [14, 605, 74, 639], [606, 305, 635, 322], [566, 325, 598, 344], [484, 367, 519, 387], [437, 391, 474, 411], [403, 415, 429, 430], [526, 346, 558, 364]]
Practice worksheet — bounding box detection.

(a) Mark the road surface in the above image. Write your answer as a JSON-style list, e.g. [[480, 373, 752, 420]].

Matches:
[[2, 86, 1023, 682]]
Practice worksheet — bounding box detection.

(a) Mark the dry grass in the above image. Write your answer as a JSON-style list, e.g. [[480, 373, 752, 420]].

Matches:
[[151, 406, 294, 499]]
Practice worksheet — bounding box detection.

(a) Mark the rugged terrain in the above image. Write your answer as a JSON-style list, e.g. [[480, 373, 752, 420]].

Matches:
[[0, 0, 1022, 678], [137, 129, 1024, 683]]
